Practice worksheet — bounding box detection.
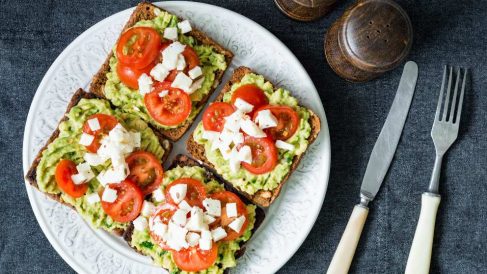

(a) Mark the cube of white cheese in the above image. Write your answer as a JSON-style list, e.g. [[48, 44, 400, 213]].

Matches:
[[211, 227, 228, 242], [238, 145, 252, 164], [234, 98, 254, 113], [255, 109, 278, 129], [178, 200, 192, 211], [133, 216, 148, 231], [76, 163, 95, 181], [169, 184, 187, 204], [79, 133, 94, 146], [163, 27, 178, 40], [152, 222, 168, 237], [138, 73, 153, 95], [186, 77, 205, 94], [186, 232, 200, 247], [71, 173, 86, 185], [166, 222, 189, 251], [141, 201, 156, 216], [102, 187, 118, 203], [185, 207, 207, 232], [188, 66, 202, 79], [158, 90, 169, 98], [177, 20, 192, 34], [150, 63, 170, 82], [241, 118, 267, 138], [172, 209, 188, 227], [87, 118, 100, 131], [84, 153, 105, 166], [228, 216, 246, 233], [202, 198, 221, 216], [204, 214, 216, 225], [199, 238, 212, 251], [176, 54, 186, 71], [233, 132, 244, 145], [223, 110, 245, 132], [275, 140, 295, 151], [228, 158, 241, 173], [171, 72, 193, 92], [152, 188, 165, 202], [86, 193, 100, 204], [202, 130, 220, 141], [226, 203, 238, 218], [201, 229, 212, 240]]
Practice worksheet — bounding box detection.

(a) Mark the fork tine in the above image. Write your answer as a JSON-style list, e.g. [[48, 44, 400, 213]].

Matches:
[[455, 69, 467, 124], [435, 66, 447, 121], [441, 66, 453, 121], [449, 68, 461, 122]]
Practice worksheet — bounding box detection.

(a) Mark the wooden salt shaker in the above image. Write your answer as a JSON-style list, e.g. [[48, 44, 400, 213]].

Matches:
[[275, 0, 337, 21], [324, 0, 413, 82]]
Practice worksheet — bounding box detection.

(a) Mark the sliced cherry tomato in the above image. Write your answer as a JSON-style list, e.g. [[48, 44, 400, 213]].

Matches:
[[240, 136, 278, 174], [116, 27, 161, 69], [149, 203, 178, 250], [117, 61, 155, 89], [126, 151, 164, 195], [172, 244, 218, 272], [230, 84, 269, 116], [209, 191, 249, 241], [202, 102, 234, 132], [82, 114, 118, 153], [144, 81, 192, 126], [254, 105, 300, 141], [165, 178, 206, 208], [160, 42, 200, 82], [55, 159, 88, 198], [101, 179, 144, 223]]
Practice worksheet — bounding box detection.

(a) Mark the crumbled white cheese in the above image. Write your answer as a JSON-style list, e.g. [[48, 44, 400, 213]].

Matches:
[[204, 214, 216, 225], [152, 188, 165, 202], [228, 215, 246, 233], [171, 72, 193, 92], [211, 227, 228, 242], [186, 232, 200, 247], [241, 117, 267, 138], [133, 216, 148, 231], [150, 63, 170, 82], [234, 98, 254, 113], [201, 230, 212, 240], [161, 42, 185, 70], [158, 90, 169, 98], [141, 201, 156, 217], [188, 66, 202, 79], [166, 222, 189, 251], [172, 209, 188, 227], [71, 173, 86, 185], [226, 203, 238, 218], [86, 193, 100, 204], [176, 54, 186, 71], [186, 77, 204, 94], [138, 73, 153, 95], [169, 184, 187, 204], [185, 207, 208, 232], [238, 145, 252, 164], [202, 130, 220, 141], [163, 27, 178, 40], [177, 20, 192, 34], [79, 133, 94, 146], [178, 200, 192, 211], [84, 153, 105, 166], [255, 109, 278, 129], [152, 222, 167, 237], [202, 198, 221, 216], [199, 237, 212, 251], [87, 118, 101, 131], [275, 140, 295, 151], [102, 187, 118, 203]]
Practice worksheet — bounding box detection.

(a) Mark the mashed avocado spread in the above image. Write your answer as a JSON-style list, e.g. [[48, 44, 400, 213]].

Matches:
[[193, 73, 312, 195], [35, 98, 166, 231], [104, 10, 227, 130], [130, 166, 256, 274]]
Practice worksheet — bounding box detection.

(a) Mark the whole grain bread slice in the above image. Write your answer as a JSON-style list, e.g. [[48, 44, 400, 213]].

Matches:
[[89, 2, 234, 141], [186, 66, 321, 207], [25, 88, 172, 236], [123, 154, 265, 272]]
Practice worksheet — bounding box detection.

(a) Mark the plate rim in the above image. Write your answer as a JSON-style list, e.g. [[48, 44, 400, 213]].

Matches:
[[22, 1, 331, 273]]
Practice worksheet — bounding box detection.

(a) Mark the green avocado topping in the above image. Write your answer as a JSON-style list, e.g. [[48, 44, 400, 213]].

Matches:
[[104, 10, 227, 130], [193, 73, 312, 195], [130, 165, 256, 274], [35, 98, 166, 231]]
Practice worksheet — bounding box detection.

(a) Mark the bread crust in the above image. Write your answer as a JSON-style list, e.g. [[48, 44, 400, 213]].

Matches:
[[24, 88, 172, 236], [89, 2, 234, 141], [123, 154, 265, 271], [186, 66, 321, 207]]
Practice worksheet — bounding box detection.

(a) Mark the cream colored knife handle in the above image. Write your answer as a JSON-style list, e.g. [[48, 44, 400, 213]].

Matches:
[[405, 193, 441, 274], [327, 205, 369, 274]]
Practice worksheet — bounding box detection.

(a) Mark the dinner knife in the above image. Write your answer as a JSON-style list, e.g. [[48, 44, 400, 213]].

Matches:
[[327, 61, 418, 274]]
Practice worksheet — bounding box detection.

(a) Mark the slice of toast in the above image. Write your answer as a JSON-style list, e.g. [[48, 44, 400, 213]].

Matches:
[[123, 154, 265, 272], [25, 88, 172, 236], [90, 2, 234, 141], [187, 66, 321, 207]]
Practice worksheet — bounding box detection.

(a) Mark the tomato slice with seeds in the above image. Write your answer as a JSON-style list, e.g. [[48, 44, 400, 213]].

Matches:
[[144, 81, 192, 126], [149, 203, 178, 250], [160, 42, 200, 82], [253, 105, 300, 141], [165, 178, 206, 208], [117, 61, 155, 90], [230, 84, 269, 116], [55, 159, 88, 198], [116, 27, 161, 69], [240, 136, 278, 174], [126, 151, 164, 195], [209, 191, 249, 241], [172, 244, 218, 272], [82, 114, 118, 153], [202, 102, 235, 132], [101, 179, 144, 223]]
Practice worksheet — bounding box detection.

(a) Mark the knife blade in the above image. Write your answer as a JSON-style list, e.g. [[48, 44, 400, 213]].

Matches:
[[360, 60, 418, 203], [327, 61, 418, 274]]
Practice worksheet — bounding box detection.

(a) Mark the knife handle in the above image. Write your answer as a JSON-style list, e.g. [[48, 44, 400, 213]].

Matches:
[[405, 193, 441, 274], [327, 205, 369, 274]]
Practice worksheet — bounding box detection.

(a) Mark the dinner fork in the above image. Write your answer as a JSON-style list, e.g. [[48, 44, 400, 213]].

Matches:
[[405, 66, 467, 274]]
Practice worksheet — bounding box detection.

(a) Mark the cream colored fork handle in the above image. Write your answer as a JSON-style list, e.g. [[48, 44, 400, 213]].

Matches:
[[405, 193, 441, 274], [327, 205, 369, 274]]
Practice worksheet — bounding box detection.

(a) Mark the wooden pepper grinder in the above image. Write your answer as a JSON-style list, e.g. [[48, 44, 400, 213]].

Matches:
[[324, 0, 413, 82], [275, 0, 338, 21]]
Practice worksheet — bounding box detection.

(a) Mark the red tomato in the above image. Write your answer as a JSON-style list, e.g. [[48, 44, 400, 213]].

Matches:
[[209, 191, 249, 241], [202, 102, 235, 132], [230, 84, 269, 116], [144, 81, 192, 126], [149, 203, 178, 250], [160, 42, 200, 81], [126, 151, 164, 195], [116, 27, 161, 69], [165, 178, 206, 208], [82, 114, 118, 153], [101, 179, 144, 223], [172, 244, 218, 272], [55, 159, 88, 198], [240, 136, 278, 174], [116, 61, 155, 89], [254, 105, 300, 141]]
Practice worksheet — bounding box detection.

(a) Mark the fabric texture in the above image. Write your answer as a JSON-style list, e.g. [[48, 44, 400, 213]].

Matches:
[[1, 0, 485, 273]]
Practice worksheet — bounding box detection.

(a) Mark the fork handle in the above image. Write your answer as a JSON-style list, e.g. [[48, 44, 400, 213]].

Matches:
[[405, 193, 441, 274]]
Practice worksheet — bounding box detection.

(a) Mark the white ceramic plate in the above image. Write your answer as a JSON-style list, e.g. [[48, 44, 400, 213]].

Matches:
[[22, 2, 331, 273]]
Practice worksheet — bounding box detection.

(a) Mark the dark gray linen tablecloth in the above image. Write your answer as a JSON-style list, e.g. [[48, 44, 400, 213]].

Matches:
[[1, 0, 485, 273]]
